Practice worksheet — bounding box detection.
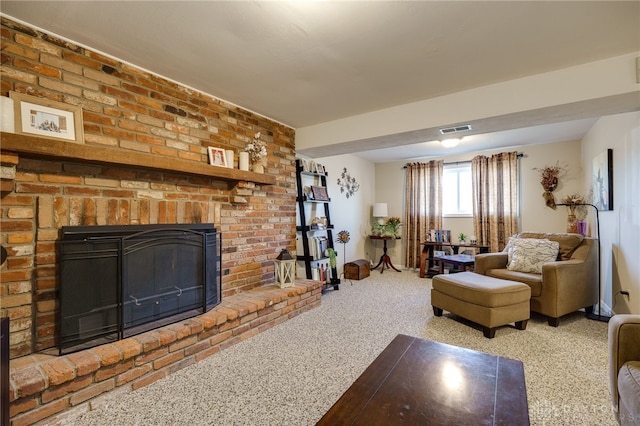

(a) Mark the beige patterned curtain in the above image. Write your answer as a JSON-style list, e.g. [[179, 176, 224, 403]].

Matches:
[[471, 152, 519, 252], [404, 161, 443, 268]]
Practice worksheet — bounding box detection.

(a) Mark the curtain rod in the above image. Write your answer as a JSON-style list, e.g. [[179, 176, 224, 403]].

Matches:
[[403, 153, 524, 168]]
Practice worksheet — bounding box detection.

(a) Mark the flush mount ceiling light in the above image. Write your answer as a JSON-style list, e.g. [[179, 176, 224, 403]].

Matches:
[[441, 138, 460, 148]]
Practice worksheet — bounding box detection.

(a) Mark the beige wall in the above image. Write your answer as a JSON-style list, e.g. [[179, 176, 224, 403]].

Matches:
[[308, 114, 640, 316], [520, 139, 585, 232], [581, 112, 639, 315], [297, 154, 376, 276], [373, 138, 584, 268], [304, 112, 640, 313]]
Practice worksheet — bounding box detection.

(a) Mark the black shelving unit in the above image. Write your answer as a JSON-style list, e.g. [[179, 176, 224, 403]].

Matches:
[[295, 159, 340, 291]]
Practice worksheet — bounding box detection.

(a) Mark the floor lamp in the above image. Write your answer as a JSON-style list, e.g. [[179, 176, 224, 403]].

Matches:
[[556, 202, 610, 322]]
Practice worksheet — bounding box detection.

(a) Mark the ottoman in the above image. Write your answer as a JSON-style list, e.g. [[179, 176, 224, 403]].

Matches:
[[432, 271, 531, 338]]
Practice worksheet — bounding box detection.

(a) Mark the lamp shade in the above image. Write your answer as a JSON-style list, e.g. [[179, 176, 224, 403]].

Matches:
[[373, 203, 388, 217]]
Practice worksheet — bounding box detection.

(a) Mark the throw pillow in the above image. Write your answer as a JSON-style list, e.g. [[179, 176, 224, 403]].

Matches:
[[503, 234, 520, 263], [507, 238, 560, 274], [519, 232, 583, 260]]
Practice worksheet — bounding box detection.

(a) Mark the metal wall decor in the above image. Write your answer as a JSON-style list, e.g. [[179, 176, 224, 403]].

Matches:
[[337, 167, 360, 199]]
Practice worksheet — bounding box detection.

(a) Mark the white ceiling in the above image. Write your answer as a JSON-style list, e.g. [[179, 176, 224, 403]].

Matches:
[[2, 1, 639, 162]]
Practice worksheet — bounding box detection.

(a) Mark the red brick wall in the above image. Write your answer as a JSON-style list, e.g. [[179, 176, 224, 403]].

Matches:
[[0, 17, 297, 358]]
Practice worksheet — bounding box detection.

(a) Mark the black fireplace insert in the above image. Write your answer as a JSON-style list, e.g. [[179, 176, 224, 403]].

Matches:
[[58, 224, 221, 355]]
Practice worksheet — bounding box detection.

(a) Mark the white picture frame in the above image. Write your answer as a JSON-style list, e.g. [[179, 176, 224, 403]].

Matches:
[[207, 147, 228, 167], [10, 91, 84, 143]]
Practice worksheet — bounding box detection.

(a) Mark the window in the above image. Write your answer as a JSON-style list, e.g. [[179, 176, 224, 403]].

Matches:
[[443, 164, 472, 216]]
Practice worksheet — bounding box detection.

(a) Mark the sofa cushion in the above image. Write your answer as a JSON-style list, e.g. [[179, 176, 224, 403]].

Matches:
[[507, 238, 559, 274], [519, 232, 583, 261], [618, 361, 640, 425], [432, 272, 531, 308]]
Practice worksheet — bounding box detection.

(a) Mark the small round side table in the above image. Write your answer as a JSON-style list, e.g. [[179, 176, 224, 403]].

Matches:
[[369, 235, 401, 273]]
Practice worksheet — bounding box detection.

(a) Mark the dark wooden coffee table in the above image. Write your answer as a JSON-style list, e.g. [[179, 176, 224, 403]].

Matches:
[[317, 334, 529, 425], [434, 253, 475, 274]]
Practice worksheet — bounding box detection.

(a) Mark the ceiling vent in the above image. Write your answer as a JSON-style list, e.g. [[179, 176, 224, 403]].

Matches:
[[439, 124, 472, 135]]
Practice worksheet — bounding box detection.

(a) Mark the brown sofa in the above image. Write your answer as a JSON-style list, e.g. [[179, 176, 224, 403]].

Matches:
[[474, 232, 598, 326], [609, 314, 640, 425]]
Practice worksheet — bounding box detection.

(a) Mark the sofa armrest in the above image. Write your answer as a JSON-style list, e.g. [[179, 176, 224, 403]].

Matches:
[[541, 256, 597, 301], [608, 315, 640, 417], [474, 252, 508, 275], [541, 259, 590, 284]]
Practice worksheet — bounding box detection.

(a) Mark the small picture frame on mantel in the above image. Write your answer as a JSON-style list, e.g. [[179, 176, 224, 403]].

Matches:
[[207, 147, 228, 167], [10, 91, 84, 143]]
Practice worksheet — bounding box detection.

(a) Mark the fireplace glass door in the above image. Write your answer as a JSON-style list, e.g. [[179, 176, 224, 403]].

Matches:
[[59, 224, 221, 354]]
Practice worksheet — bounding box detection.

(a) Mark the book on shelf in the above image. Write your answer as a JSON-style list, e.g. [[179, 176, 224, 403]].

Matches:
[[297, 234, 329, 260], [427, 229, 451, 243], [308, 236, 328, 260]]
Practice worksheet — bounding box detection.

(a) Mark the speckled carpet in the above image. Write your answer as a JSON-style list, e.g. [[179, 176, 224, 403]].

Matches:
[[70, 270, 615, 426]]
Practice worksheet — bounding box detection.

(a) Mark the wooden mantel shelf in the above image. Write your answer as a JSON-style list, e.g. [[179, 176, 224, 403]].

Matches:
[[0, 132, 276, 186]]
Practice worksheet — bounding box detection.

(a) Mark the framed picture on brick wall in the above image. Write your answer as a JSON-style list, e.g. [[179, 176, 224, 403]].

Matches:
[[10, 91, 84, 143]]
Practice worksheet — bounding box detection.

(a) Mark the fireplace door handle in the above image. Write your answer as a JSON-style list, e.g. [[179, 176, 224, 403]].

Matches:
[[128, 286, 183, 306]]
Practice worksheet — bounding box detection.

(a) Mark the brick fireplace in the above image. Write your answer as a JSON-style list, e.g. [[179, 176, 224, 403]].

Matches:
[[1, 17, 298, 359], [0, 16, 315, 425]]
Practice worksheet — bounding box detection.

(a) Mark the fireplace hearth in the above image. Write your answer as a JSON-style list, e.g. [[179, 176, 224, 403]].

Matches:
[[58, 224, 221, 355]]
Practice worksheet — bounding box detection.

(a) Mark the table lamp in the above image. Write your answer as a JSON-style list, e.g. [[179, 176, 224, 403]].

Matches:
[[373, 203, 388, 224]]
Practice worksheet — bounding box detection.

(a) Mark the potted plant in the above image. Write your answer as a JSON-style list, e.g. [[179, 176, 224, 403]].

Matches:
[[370, 222, 383, 236], [561, 190, 592, 235], [246, 131, 267, 173], [371, 217, 401, 238], [458, 232, 467, 244], [382, 217, 402, 238], [326, 247, 338, 282]]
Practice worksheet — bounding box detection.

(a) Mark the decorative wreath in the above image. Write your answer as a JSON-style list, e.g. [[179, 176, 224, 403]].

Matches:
[[337, 230, 351, 244]]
